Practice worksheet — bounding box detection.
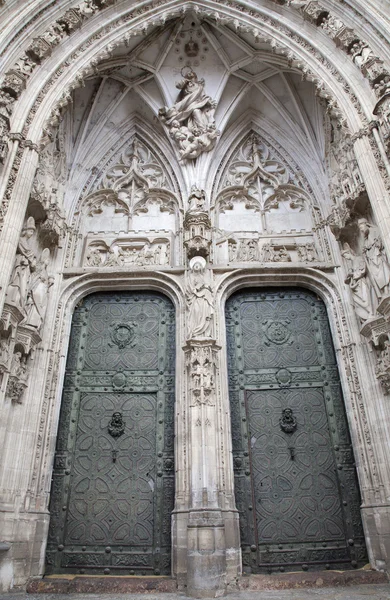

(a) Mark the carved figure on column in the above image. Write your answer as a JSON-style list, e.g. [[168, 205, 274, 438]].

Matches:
[[186, 256, 214, 340], [358, 218, 390, 297], [6, 217, 37, 310], [159, 69, 219, 161], [342, 243, 377, 322], [0, 90, 14, 163], [25, 248, 54, 331], [6, 351, 29, 404]]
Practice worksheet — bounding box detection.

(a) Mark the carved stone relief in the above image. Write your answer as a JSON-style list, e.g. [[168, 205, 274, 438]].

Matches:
[[83, 237, 171, 268], [159, 69, 219, 161], [217, 235, 320, 264], [187, 344, 217, 407]]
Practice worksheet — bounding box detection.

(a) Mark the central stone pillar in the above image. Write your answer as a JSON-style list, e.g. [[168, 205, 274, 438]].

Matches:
[[184, 338, 226, 597]]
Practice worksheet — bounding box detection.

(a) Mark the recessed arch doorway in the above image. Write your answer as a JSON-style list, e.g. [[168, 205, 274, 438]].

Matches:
[[46, 290, 175, 575], [226, 287, 367, 573]]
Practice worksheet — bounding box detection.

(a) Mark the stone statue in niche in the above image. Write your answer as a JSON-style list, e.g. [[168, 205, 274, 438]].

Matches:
[[6, 217, 37, 310], [188, 186, 206, 211], [186, 256, 214, 340], [159, 69, 219, 161], [342, 243, 377, 322], [358, 218, 390, 298], [25, 248, 54, 331]]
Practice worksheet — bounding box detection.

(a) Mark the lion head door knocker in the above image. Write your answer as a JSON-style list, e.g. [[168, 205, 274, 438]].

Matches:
[[280, 408, 297, 461], [108, 412, 126, 438], [109, 322, 137, 349], [279, 408, 297, 434]]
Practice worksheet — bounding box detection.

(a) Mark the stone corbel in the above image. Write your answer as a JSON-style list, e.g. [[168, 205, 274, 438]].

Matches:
[[299, 2, 329, 25], [361, 57, 388, 87], [359, 296, 390, 394], [57, 9, 84, 34], [1, 71, 27, 99], [16, 326, 42, 356], [1, 303, 25, 331]]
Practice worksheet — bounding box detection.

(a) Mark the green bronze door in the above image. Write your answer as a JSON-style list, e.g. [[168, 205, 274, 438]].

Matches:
[[226, 289, 367, 573], [46, 292, 175, 575]]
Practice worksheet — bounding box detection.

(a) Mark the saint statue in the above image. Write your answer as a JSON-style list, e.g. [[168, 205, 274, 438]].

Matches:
[[358, 218, 390, 297], [6, 217, 37, 310], [186, 256, 214, 339], [159, 69, 219, 161], [25, 248, 54, 331], [342, 243, 377, 322]]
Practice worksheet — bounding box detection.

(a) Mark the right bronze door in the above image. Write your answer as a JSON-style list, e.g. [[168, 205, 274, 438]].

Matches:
[[226, 288, 367, 573]]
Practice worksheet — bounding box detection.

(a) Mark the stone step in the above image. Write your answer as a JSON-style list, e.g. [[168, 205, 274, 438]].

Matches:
[[240, 568, 388, 591], [26, 575, 177, 594]]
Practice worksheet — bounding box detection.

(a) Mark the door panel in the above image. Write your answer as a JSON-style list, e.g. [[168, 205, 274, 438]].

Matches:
[[226, 289, 367, 573], [46, 292, 175, 575]]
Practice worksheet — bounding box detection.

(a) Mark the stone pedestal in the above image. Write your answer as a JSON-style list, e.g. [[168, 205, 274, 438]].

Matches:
[[187, 509, 226, 598]]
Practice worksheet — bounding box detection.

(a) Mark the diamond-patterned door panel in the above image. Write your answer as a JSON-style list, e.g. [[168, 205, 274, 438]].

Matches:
[[46, 292, 175, 575], [226, 289, 367, 573]]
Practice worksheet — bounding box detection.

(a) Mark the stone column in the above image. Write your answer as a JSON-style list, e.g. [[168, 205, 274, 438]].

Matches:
[[183, 255, 228, 597], [184, 338, 227, 597]]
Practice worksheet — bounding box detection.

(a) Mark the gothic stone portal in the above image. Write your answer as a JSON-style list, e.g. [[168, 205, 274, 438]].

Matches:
[[46, 292, 175, 575], [226, 289, 367, 573]]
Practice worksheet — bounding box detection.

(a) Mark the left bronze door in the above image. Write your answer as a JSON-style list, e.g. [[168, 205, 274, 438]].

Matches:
[[46, 292, 175, 575]]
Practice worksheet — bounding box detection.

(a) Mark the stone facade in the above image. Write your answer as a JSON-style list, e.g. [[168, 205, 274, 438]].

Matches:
[[1, 0, 390, 596]]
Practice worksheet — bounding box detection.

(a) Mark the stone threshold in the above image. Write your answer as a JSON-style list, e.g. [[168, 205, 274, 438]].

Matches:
[[26, 576, 177, 594], [26, 568, 388, 594], [240, 568, 388, 591]]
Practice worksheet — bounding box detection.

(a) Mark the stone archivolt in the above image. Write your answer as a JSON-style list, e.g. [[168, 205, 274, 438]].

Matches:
[[2, 0, 390, 595]]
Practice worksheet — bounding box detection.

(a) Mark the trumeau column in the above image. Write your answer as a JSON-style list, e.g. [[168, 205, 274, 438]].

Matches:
[[181, 191, 240, 597]]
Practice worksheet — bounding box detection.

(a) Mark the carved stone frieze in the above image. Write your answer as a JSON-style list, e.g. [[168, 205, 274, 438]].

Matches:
[[84, 237, 171, 268], [218, 234, 320, 265], [159, 69, 219, 161]]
